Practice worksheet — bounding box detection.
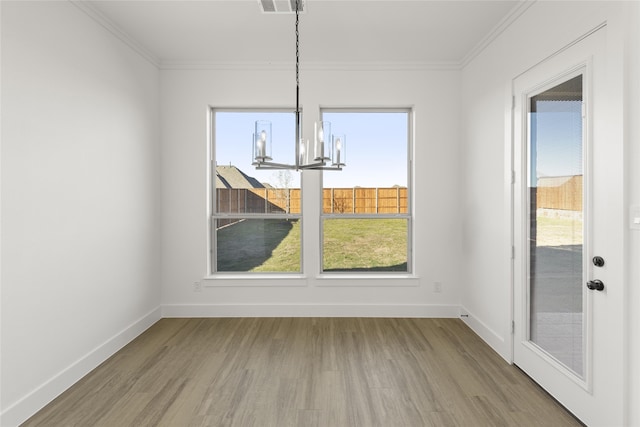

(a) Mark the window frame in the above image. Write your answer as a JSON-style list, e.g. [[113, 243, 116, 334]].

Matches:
[[319, 108, 414, 275], [207, 107, 303, 277]]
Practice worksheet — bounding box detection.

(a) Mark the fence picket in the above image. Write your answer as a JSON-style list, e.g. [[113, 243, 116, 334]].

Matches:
[[216, 187, 409, 216]]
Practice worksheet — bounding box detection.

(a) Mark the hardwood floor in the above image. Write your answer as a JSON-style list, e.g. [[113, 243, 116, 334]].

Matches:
[[22, 318, 582, 427]]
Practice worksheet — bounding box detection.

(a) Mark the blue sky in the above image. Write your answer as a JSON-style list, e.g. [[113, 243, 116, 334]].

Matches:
[[215, 111, 409, 189], [531, 100, 583, 183]]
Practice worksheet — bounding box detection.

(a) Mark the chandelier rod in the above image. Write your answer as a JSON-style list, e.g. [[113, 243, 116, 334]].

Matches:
[[254, 0, 344, 171], [294, 0, 301, 168]]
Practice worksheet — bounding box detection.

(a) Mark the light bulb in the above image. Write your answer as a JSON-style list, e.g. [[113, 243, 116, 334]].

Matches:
[[318, 127, 324, 143], [257, 133, 266, 158], [335, 138, 342, 150]]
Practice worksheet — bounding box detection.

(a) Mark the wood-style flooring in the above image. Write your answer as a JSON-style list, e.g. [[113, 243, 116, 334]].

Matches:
[[22, 318, 582, 426]]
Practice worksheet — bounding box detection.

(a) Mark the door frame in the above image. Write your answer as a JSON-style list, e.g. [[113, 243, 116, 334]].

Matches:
[[507, 22, 625, 425], [514, 63, 592, 385]]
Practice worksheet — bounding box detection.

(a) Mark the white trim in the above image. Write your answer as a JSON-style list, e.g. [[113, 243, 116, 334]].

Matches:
[[70, 0, 160, 67], [0, 0, 4, 424], [508, 26, 621, 424], [318, 109, 413, 275], [0, 307, 161, 427], [160, 60, 461, 71], [203, 274, 308, 286], [460, 305, 510, 362], [460, 0, 537, 68], [521, 339, 589, 390], [514, 63, 593, 387], [511, 22, 607, 83], [505, 79, 516, 365], [161, 304, 459, 318], [203, 274, 420, 286], [314, 274, 419, 285]]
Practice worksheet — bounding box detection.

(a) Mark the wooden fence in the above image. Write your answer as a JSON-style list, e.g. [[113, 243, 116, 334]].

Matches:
[[215, 187, 408, 219], [322, 187, 408, 214], [536, 175, 582, 211], [215, 177, 578, 229], [216, 188, 302, 224]]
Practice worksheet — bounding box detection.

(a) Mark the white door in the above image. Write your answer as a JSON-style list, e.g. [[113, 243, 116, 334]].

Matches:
[[513, 27, 625, 426]]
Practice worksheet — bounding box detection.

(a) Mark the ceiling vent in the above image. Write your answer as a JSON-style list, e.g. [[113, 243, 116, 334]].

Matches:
[[259, 0, 305, 14]]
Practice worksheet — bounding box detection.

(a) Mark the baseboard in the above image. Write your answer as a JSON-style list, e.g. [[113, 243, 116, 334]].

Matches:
[[161, 303, 460, 318], [1, 304, 495, 426], [0, 307, 162, 427], [459, 305, 510, 362]]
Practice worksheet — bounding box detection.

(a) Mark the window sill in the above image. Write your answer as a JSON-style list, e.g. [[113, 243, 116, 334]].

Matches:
[[203, 274, 308, 287], [315, 274, 420, 286], [202, 273, 419, 287]]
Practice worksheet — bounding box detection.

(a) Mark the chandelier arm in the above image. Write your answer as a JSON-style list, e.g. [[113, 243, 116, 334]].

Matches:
[[301, 165, 343, 171], [255, 162, 298, 170], [252, 0, 343, 172]]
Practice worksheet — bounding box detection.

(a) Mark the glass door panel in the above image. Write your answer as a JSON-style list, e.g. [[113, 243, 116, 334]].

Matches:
[[528, 74, 584, 377]]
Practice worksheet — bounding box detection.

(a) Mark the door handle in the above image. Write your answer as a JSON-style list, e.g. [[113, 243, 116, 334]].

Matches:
[[586, 280, 605, 291]]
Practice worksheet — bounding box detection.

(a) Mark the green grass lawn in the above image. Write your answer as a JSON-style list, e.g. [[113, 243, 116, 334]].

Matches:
[[216, 215, 575, 272], [536, 216, 583, 247], [216, 219, 301, 272], [252, 220, 301, 272], [216, 217, 407, 272], [323, 218, 407, 271]]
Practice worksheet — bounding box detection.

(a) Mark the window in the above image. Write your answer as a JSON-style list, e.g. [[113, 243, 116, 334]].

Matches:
[[210, 110, 301, 273], [321, 110, 412, 273]]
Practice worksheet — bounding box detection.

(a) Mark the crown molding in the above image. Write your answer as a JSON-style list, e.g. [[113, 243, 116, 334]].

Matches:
[[69, 0, 536, 73], [302, 61, 462, 71], [159, 60, 462, 72], [160, 61, 294, 71], [460, 0, 537, 69], [69, 0, 160, 68]]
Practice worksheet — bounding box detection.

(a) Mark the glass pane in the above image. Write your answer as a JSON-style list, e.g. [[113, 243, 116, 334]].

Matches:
[[528, 75, 584, 377], [216, 188, 301, 214], [213, 111, 302, 274], [215, 111, 300, 214], [323, 218, 408, 272], [216, 218, 301, 272], [322, 187, 408, 214], [320, 111, 410, 274], [321, 112, 409, 214]]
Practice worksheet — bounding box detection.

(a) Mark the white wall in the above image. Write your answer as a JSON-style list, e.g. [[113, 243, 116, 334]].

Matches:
[[160, 67, 464, 317], [460, 1, 640, 424], [2, 0, 637, 425], [0, 2, 161, 425]]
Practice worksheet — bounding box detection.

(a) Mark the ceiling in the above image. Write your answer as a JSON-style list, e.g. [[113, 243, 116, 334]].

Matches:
[[80, 0, 532, 68]]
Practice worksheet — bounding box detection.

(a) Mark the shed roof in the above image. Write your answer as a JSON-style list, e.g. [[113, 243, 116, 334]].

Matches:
[[216, 165, 264, 189]]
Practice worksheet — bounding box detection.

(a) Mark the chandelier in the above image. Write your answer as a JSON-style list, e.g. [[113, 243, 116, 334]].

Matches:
[[252, 0, 346, 171]]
